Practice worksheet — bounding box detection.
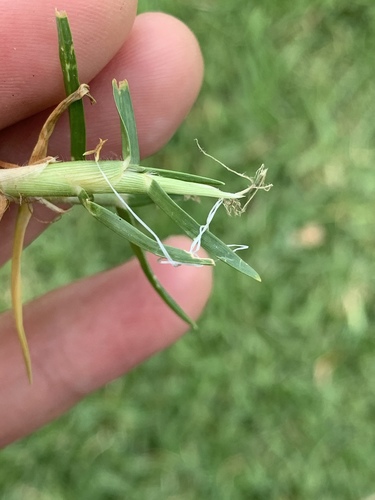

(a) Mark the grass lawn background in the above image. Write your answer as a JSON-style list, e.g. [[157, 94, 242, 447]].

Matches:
[[1, 1, 375, 498]]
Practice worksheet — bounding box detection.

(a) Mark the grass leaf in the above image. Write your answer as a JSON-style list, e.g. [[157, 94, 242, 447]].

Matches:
[[11, 204, 33, 382], [56, 10, 86, 160], [132, 165, 225, 186], [116, 207, 197, 328], [112, 80, 140, 164], [148, 180, 261, 280], [80, 195, 214, 267]]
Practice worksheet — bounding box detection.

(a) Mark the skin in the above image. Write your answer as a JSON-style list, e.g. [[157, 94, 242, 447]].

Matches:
[[0, 0, 212, 448]]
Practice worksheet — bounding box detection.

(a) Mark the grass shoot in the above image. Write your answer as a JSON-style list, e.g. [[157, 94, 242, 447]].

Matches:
[[0, 10, 269, 382]]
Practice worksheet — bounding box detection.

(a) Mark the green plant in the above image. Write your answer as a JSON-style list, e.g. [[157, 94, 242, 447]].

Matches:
[[0, 10, 269, 382]]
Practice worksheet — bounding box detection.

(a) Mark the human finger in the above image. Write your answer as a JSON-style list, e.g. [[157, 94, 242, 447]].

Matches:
[[0, 0, 137, 129], [0, 236, 213, 448]]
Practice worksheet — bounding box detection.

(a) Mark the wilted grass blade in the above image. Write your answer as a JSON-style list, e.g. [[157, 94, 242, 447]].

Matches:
[[11, 204, 33, 382]]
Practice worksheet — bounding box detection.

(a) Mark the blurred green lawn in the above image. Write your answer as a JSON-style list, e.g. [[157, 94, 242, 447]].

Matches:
[[1, 1, 375, 498]]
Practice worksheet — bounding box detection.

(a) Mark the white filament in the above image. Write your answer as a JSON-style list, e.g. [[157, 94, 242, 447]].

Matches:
[[95, 160, 180, 267], [189, 198, 224, 256], [227, 244, 249, 253]]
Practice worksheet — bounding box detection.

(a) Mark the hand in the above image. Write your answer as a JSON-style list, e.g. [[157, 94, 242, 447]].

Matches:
[[0, 0, 212, 448]]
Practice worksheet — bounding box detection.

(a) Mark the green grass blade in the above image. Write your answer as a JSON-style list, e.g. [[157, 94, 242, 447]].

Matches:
[[148, 180, 261, 281], [112, 80, 140, 164], [131, 165, 225, 186], [124, 193, 153, 208], [116, 207, 196, 329], [80, 196, 214, 267], [56, 10, 86, 160]]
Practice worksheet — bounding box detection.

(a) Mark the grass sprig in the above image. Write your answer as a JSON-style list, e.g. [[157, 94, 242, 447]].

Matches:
[[56, 9, 88, 160], [0, 10, 270, 381]]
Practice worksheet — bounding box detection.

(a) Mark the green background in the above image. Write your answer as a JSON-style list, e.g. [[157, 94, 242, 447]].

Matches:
[[1, 1, 375, 498]]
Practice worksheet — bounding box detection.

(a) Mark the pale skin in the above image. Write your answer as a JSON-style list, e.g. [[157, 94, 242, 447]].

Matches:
[[0, 0, 212, 447]]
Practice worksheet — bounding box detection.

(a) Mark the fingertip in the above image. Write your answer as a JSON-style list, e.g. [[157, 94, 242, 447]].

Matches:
[[0, 234, 213, 445], [0, 0, 137, 128], [84, 12, 205, 159], [127, 13, 205, 158], [0, 11, 204, 163]]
